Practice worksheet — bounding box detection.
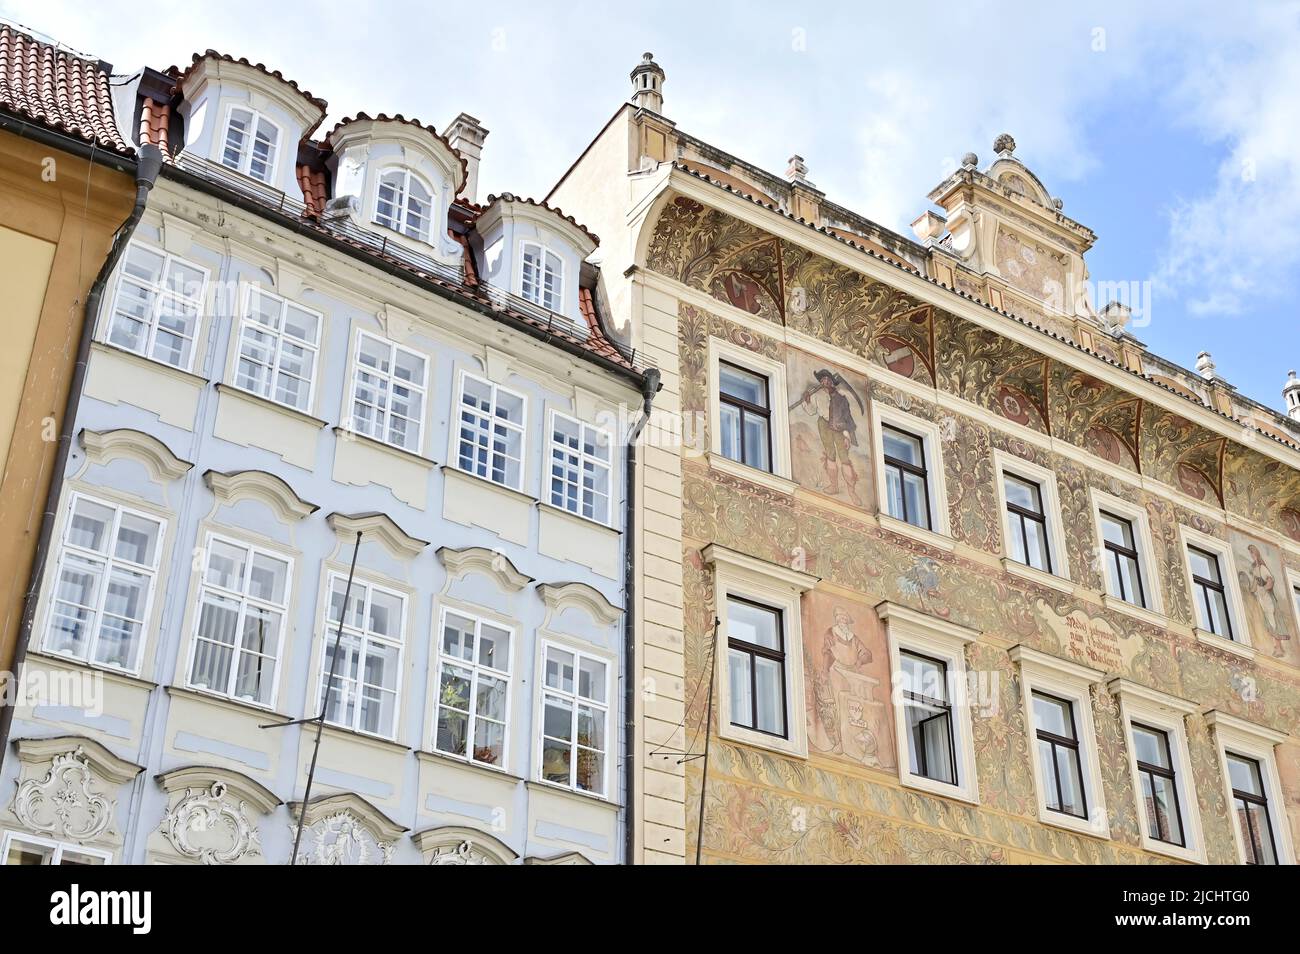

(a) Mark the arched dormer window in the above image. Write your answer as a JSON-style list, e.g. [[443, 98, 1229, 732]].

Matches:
[[374, 168, 433, 243], [520, 241, 563, 312], [221, 106, 281, 184]]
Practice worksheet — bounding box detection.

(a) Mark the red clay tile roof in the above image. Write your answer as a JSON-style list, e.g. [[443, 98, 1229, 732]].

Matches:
[[481, 192, 600, 246], [168, 50, 328, 130], [0, 23, 131, 153], [138, 97, 170, 154], [578, 287, 630, 364], [296, 164, 327, 217]]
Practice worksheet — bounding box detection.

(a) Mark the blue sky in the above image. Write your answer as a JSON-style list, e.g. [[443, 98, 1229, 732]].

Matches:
[[6, 1, 1297, 413]]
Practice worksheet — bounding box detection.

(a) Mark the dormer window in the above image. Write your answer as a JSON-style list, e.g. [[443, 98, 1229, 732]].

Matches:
[[374, 168, 433, 242], [221, 106, 280, 183], [520, 242, 563, 312]]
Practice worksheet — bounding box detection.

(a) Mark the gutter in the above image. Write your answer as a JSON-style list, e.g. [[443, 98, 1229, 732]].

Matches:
[[0, 110, 138, 172], [0, 141, 164, 769], [622, 367, 661, 864], [159, 162, 647, 387]]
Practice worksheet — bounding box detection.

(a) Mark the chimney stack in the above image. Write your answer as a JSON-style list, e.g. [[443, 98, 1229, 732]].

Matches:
[[1285, 370, 1300, 421], [630, 52, 665, 114], [446, 113, 490, 203]]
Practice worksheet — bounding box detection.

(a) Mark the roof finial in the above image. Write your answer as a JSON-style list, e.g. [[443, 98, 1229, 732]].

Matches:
[[1284, 369, 1300, 421], [1196, 350, 1218, 381], [786, 154, 812, 186], [993, 133, 1016, 156], [630, 52, 666, 114]]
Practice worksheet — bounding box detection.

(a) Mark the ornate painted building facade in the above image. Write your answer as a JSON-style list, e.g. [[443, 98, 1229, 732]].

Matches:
[[0, 41, 651, 865], [551, 55, 1300, 864]]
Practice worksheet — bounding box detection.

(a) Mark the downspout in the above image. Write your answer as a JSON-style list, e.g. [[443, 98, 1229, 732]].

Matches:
[[623, 366, 661, 864], [0, 142, 165, 767]]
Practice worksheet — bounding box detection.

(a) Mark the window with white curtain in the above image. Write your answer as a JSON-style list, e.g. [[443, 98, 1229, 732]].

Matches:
[[374, 168, 433, 242], [520, 241, 563, 311], [221, 106, 279, 183], [234, 286, 321, 413], [188, 535, 291, 707], [44, 493, 163, 674], [538, 642, 610, 796], [455, 371, 526, 490], [317, 575, 405, 738], [548, 412, 611, 523], [433, 609, 512, 767], [348, 331, 428, 452], [106, 243, 208, 371]]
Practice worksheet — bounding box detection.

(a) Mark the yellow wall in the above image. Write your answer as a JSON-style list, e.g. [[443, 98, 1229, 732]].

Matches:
[[0, 225, 56, 475]]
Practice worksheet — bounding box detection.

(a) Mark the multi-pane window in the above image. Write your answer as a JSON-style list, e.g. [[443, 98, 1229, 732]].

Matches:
[[349, 332, 427, 452], [726, 597, 786, 738], [318, 576, 404, 738], [882, 425, 931, 529], [1227, 753, 1278, 865], [434, 611, 511, 767], [106, 244, 207, 370], [718, 362, 771, 472], [221, 106, 279, 183], [1188, 545, 1233, 639], [520, 242, 563, 312], [1004, 473, 1052, 572], [44, 494, 162, 673], [1131, 723, 1184, 847], [1032, 691, 1088, 819], [900, 651, 956, 785], [235, 287, 321, 413], [456, 373, 526, 490], [2, 832, 108, 866], [539, 644, 610, 795], [188, 537, 290, 707], [374, 169, 432, 242], [549, 413, 612, 523], [1100, 511, 1146, 607]]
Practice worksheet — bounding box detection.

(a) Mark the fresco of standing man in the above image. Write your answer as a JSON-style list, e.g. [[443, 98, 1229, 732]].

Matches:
[[793, 368, 866, 504]]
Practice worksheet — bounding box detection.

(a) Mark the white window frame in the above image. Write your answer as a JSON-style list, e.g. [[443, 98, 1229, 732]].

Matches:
[[1178, 526, 1251, 657], [232, 283, 322, 415], [870, 402, 953, 547], [103, 241, 209, 372], [41, 491, 166, 676], [184, 532, 293, 710], [1, 829, 112, 865], [219, 103, 282, 184], [372, 167, 435, 243], [704, 543, 816, 759], [345, 329, 429, 454], [1108, 679, 1204, 863], [316, 573, 407, 741], [431, 605, 515, 771], [992, 449, 1071, 591], [450, 369, 528, 492], [1089, 488, 1164, 622], [535, 638, 614, 798], [546, 409, 613, 526], [878, 602, 980, 804], [1205, 710, 1295, 865], [705, 337, 795, 494], [1010, 645, 1110, 839], [519, 240, 564, 312]]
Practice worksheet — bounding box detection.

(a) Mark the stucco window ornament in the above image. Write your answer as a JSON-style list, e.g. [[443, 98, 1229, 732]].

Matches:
[[292, 810, 394, 866], [12, 749, 115, 843], [413, 825, 517, 865], [430, 840, 492, 865], [160, 781, 262, 865]]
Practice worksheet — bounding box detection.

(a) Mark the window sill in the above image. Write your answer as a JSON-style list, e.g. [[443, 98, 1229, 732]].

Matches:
[[333, 426, 437, 469], [898, 771, 980, 806], [1138, 836, 1205, 865], [416, 748, 524, 782], [440, 464, 533, 504], [1101, 594, 1170, 631], [717, 721, 808, 759], [1194, 628, 1257, 662], [536, 500, 620, 536], [706, 451, 797, 496], [1036, 806, 1111, 841], [878, 513, 956, 553], [216, 382, 328, 429], [92, 340, 207, 385], [27, 649, 157, 691], [166, 684, 290, 722], [525, 779, 620, 810], [1002, 558, 1075, 595]]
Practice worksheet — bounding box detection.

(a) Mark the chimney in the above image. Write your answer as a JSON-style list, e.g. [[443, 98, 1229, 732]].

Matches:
[[1195, 351, 1218, 381], [630, 52, 665, 114], [1285, 370, 1300, 421], [446, 113, 489, 203]]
